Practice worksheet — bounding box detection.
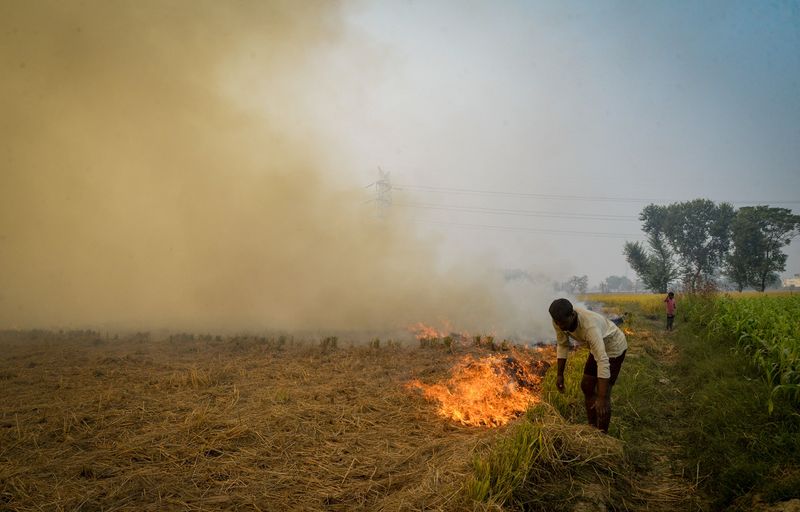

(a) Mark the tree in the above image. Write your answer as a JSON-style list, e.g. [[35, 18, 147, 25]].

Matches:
[[623, 204, 679, 293], [623, 237, 677, 293], [662, 199, 735, 292], [603, 275, 634, 293], [563, 275, 588, 295], [725, 206, 800, 292]]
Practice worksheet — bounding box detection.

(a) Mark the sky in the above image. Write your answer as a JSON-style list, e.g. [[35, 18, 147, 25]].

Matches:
[[1, 1, 798, 337], [333, 1, 800, 284]]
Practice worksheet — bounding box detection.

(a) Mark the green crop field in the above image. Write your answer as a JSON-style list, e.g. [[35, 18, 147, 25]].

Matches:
[[683, 293, 800, 412]]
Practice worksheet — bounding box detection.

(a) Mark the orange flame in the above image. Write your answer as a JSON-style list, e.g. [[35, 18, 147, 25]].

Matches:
[[407, 321, 474, 346], [407, 354, 547, 427], [408, 322, 449, 340]]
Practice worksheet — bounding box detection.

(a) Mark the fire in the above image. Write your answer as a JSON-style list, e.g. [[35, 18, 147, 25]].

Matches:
[[407, 353, 549, 427], [408, 321, 471, 341], [408, 322, 450, 341]]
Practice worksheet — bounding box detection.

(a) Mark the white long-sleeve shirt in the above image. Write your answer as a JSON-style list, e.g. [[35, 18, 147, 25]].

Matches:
[[553, 307, 628, 379]]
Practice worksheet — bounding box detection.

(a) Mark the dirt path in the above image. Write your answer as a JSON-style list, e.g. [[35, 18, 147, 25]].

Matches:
[[614, 313, 710, 511]]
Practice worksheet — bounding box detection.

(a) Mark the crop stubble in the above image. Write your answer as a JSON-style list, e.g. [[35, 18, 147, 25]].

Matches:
[[0, 333, 525, 511]]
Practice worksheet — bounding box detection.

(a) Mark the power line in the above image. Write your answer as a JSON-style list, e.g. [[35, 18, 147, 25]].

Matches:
[[367, 180, 797, 240], [395, 184, 649, 202], [394, 201, 639, 221], [393, 184, 800, 205], [412, 219, 646, 239]]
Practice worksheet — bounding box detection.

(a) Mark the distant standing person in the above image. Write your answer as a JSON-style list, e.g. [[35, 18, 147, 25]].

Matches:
[[548, 298, 628, 433], [664, 292, 676, 331]]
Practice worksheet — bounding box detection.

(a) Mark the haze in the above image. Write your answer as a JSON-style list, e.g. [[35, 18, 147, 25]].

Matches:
[[1, 1, 798, 336]]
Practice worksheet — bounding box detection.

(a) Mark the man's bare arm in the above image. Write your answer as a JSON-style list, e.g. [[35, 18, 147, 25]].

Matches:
[[595, 377, 610, 419], [556, 358, 566, 392]]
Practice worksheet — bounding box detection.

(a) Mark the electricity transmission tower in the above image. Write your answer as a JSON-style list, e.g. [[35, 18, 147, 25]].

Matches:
[[373, 167, 392, 220]]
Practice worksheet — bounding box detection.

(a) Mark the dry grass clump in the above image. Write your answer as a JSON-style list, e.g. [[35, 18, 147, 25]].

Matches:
[[466, 402, 699, 511], [621, 325, 680, 364], [0, 331, 527, 511], [466, 403, 625, 510]]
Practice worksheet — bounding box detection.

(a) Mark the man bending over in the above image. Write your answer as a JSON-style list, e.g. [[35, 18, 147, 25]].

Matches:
[[549, 298, 628, 433]]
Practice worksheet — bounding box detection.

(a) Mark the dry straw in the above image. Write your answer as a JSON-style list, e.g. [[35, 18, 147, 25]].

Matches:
[[0, 332, 516, 511]]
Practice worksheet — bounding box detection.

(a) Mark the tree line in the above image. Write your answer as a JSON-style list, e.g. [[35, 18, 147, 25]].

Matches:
[[623, 199, 800, 293]]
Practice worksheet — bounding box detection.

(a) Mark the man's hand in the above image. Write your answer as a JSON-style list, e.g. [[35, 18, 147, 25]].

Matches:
[[556, 374, 565, 393], [595, 377, 610, 422], [556, 358, 566, 393], [594, 396, 609, 421]]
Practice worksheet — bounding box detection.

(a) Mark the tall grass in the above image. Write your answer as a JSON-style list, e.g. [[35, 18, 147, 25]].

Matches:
[[671, 316, 800, 508], [540, 350, 588, 423], [466, 420, 550, 507], [682, 293, 800, 411]]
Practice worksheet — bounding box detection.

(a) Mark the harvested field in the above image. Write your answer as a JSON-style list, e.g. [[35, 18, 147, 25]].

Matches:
[[0, 333, 552, 511]]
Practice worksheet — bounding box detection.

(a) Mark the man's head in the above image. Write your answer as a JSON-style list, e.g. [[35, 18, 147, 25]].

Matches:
[[549, 298, 577, 331]]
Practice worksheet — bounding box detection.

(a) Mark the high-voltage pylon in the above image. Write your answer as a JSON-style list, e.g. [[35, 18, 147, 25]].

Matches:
[[373, 167, 392, 220]]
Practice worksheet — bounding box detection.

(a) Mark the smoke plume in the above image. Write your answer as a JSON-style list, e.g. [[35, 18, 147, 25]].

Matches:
[[0, 1, 554, 337]]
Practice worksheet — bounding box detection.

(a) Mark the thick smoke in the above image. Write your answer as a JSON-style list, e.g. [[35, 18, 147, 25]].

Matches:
[[0, 1, 555, 337]]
